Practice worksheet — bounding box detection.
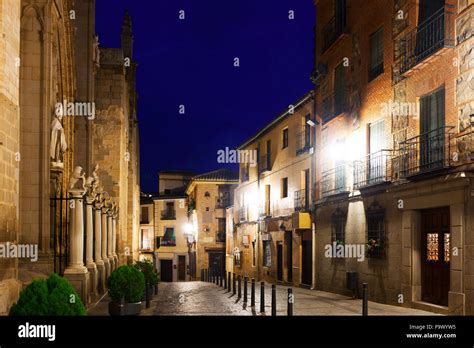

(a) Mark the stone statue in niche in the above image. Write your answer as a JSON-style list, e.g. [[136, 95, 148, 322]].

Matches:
[[93, 35, 100, 68], [69, 166, 86, 192], [50, 113, 68, 168]]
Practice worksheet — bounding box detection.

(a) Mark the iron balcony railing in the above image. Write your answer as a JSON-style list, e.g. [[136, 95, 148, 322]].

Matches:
[[215, 195, 231, 209], [398, 126, 455, 177], [161, 209, 176, 220], [296, 128, 313, 156], [258, 203, 271, 218], [321, 163, 351, 198], [399, 6, 455, 75], [294, 189, 310, 212], [353, 150, 394, 190], [322, 1, 347, 52], [239, 206, 248, 222], [259, 153, 271, 174], [321, 87, 350, 124]]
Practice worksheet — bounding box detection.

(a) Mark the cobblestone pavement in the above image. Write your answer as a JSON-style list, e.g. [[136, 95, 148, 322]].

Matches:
[[153, 281, 438, 316]]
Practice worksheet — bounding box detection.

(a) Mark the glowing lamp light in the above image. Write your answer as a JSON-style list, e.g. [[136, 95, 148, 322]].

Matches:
[[184, 223, 194, 235]]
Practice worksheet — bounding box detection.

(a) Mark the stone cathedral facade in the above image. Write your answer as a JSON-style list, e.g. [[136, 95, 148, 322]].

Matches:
[[0, 0, 140, 313]]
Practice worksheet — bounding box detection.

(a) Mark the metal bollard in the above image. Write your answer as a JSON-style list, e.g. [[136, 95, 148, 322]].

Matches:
[[251, 278, 255, 307], [238, 275, 242, 298], [260, 282, 265, 313], [223, 272, 227, 289], [287, 288, 293, 316], [243, 276, 248, 304], [271, 285, 276, 316], [232, 273, 236, 295], [362, 283, 368, 316], [227, 272, 231, 292], [220, 274, 223, 287]]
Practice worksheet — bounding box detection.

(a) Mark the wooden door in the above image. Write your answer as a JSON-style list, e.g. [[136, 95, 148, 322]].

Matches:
[[421, 207, 450, 306], [302, 237, 312, 286], [277, 242, 283, 281], [178, 256, 186, 281], [160, 260, 173, 282]]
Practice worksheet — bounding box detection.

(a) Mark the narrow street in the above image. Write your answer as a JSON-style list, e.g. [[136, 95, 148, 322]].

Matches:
[[148, 282, 437, 316]]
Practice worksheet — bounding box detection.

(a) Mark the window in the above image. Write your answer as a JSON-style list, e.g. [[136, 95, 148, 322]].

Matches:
[[263, 241, 271, 267], [331, 208, 346, 244], [281, 178, 288, 198], [366, 202, 385, 258], [252, 241, 256, 267], [334, 62, 347, 116], [217, 218, 226, 243], [282, 128, 289, 149], [241, 163, 250, 182], [162, 227, 176, 246], [369, 27, 384, 81], [141, 229, 153, 250], [141, 206, 149, 223]]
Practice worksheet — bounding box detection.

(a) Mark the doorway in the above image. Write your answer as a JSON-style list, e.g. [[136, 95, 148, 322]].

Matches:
[[285, 232, 293, 283], [421, 207, 450, 306], [277, 242, 283, 282], [178, 255, 186, 281], [301, 231, 313, 286], [160, 260, 173, 282], [208, 251, 225, 278]]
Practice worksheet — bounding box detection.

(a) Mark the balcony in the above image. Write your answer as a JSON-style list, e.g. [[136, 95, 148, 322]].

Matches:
[[353, 150, 394, 190], [296, 129, 313, 156], [322, 2, 347, 52], [321, 88, 350, 124], [399, 6, 454, 76], [321, 164, 351, 198], [258, 203, 271, 219], [398, 126, 454, 178], [259, 153, 271, 174], [161, 210, 176, 220], [294, 189, 310, 212], [215, 195, 231, 209], [238, 207, 248, 222]]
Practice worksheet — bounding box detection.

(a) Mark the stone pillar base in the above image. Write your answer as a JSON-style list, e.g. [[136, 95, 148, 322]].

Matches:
[[108, 257, 115, 272], [96, 261, 106, 294], [64, 267, 90, 305], [103, 259, 111, 285], [113, 255, 119, 269], [86, 263, 98, 300]]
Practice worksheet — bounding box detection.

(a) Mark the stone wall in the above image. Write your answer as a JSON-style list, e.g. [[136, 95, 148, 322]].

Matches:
[[0, 0, 22, 315]]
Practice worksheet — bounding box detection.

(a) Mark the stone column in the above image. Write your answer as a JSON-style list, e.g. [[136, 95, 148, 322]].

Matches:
[[112, 207, 119, 268], [94, 195, 105, 293], [85, 193, 98, 299], [107, 207, 115, 271], [64, 170, 90, 304], [101, 197, 110, 282]]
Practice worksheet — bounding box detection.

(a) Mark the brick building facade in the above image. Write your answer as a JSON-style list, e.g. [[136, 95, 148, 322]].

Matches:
[[312, 0, 474, 314]]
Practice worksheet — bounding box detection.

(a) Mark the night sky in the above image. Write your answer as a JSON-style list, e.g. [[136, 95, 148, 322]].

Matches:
[[95, 0, 315, 192]]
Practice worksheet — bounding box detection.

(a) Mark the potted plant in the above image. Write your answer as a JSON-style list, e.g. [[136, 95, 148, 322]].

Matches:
[[108, 265, 145, 316], [9, 273, 86, 316], [134, 260, 159, 308]]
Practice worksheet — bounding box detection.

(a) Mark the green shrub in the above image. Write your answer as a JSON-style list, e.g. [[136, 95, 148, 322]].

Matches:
[[9, 273, 86, 316], [134, 260, 159, 286], [108, 265, 145, 303]]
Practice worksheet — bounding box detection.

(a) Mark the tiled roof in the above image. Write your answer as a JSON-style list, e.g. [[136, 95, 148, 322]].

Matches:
[[192, 169, 239, 182]]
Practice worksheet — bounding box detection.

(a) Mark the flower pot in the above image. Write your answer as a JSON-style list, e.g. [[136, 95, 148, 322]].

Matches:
[[108, 301, 142, 316]]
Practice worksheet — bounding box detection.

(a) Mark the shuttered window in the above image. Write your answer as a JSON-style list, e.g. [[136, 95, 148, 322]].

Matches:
[[369, 28, 384, 81]]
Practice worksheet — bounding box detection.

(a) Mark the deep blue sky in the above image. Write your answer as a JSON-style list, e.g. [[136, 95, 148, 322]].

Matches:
[[96, 1, 315, 192]]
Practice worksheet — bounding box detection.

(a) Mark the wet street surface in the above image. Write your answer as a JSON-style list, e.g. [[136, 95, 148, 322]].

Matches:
[[153, 281, 437, 316]]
